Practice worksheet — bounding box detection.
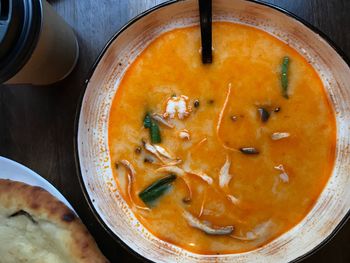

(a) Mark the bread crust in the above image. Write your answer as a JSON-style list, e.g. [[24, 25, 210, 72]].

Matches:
[[0, 179, 109, 263]]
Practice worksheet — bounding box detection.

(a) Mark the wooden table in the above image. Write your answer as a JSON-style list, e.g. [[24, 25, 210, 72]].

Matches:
[[1, 0, 349, 262]]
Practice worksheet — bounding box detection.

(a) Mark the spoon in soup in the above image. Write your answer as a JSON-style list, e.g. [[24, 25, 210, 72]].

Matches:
[[199, 0, 212, 64]]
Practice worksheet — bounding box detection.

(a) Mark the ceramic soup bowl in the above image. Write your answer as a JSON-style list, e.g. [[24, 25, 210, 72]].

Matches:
[[75, 0, 350, 262]]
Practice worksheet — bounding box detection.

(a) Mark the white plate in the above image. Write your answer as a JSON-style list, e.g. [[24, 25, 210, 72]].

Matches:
[[0, 156, 76, 212]]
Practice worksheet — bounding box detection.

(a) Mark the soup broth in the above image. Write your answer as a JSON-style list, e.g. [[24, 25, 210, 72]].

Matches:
[[108, 22, 336, 254]]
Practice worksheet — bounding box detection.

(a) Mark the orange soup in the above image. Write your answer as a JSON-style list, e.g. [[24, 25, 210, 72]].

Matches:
[[108, 22, 336, 254]]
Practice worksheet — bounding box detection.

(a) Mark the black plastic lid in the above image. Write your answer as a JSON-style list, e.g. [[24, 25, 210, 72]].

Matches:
[[0, 0, 42, 83]]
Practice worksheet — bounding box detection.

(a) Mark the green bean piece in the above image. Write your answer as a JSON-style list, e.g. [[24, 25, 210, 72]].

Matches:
[[150, 121, 161, 143], [281, 56, 290, 99], [139, 174, 177, 205], [143, 112, 162, 143], [143, 113, 152, 128]]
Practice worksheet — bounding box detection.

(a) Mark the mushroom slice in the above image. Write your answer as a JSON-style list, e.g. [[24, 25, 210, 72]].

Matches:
[[143, 142, 159, 156], [143, 141, 181, 165], [151, 113, 174, 128], [154, 145, 174, 159], [120, 160, 136, 177], [219, 156, 232, 189], [120, 160, 150, 212], [183, 210, 234, 235], [271, 132, 290, 140]]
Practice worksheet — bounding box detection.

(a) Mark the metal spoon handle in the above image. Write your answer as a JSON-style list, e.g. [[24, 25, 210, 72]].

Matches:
[[199, 0, 212, 64]]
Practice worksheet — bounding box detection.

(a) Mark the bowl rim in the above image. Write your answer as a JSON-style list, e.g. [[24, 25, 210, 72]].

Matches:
[[74, 0, 350, 262]]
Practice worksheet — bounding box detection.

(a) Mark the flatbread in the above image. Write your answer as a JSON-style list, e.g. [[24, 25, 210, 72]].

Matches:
[[0, 179, 109, 263]]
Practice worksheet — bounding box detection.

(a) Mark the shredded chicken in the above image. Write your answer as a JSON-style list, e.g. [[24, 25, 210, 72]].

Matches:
[[183, 210, 234, 235], [252, 220, 273, 238], [151, 113, 174, 128], [230, 220, 273, 241], [274, 164, 289, 183], [227, 194, 240, 205], [217, 157, 240, 206], [187, 170, 213, 185], [219, 156, 232, 189], [179, 129, 190, 140], [231, 232, 257, 241]]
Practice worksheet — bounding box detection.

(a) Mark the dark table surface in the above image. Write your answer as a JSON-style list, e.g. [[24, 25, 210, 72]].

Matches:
[[1, 0, 349, 262]]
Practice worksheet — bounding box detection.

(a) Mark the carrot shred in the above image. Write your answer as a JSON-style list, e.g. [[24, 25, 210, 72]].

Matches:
[[190, 137, 208, 153], [179, 176, 193, 202], [216, 83, 238, 152], [198, 189, 207, 218]]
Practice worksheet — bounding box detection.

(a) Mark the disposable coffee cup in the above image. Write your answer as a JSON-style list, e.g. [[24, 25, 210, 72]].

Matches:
[[0, 0, 79, 85]]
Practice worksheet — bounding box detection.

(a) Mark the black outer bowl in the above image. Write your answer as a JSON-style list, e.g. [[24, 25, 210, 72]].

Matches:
[[74, 1, 350, 262]]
